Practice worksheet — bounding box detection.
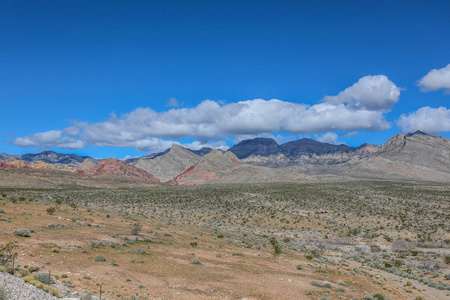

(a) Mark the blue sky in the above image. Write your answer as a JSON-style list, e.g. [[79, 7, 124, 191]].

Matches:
[[1, 0, 450, 158]]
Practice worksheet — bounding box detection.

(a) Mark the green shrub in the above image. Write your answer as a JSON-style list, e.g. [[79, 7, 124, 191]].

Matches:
[[444, 256, 450, 264], [373, 294, 385, 300], [93, 255, 106, 262], [46, 207, 56, 215]]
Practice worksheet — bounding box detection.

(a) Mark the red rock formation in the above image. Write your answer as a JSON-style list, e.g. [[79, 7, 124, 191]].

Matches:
[[0, 162, 16, 168], [82, 158, 160, 182]]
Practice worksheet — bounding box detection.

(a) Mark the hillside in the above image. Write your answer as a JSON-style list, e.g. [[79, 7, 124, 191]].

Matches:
[[168, 150, 312, 185], [134, 144, 202, 182], [81, 158, 160, 182]]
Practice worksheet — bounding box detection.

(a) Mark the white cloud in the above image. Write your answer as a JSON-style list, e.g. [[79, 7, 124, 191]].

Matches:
[[417, 64, 450, 93], [315, 132, 345, 145], [323, 75, 402, 111], [166, 97, 184, 108], [13, 75, 400, 153], [397, 106, 450, 135], [14, 130, 85, 150]]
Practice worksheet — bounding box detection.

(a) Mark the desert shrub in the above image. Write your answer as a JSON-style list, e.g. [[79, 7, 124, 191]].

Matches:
[[189, 242, 198, 248], [216, 232, 224, 238], [89, 241, 103, 249], [22, 275, 34, 283], [269, 237, 282, 258], [93, 255, 106, 262], [0, 242, 17, 266], [131, 223, 142, 235], [311, 281, 332, 288], [0, 285, 7, 300], [134, 248, 146, 254], [34, 272, 55, 284], [190, 258, 201, 265], [106, 241, 118, 248], [13, 229, 30, 237], [46, 207, 56, 215], [444, 256, 450, 264], [370, 244, 381, 252], [28, 266, 39, 273], [24, 274, 61, 297], [445, 273, 450, 280], [372, 294, 385, 300]]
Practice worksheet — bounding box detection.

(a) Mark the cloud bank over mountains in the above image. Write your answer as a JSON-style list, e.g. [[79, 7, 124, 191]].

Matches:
[[13, 68, 450, 153]]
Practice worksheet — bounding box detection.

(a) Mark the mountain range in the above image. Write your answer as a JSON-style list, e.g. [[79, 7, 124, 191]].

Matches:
[[1, 131, 449, 185]]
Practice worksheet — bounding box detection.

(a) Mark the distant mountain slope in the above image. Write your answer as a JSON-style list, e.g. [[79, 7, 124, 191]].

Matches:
[[280, 138, 354, 158], [189, 147, 213, 156], [229, 137, 355, 160], [276, 131, 450, 182], [82, 158, 160, 182], [377, 131, 450, 173], [78, 158, 97, 171], [229, 138, 282, 159], [134, 144, 202, 182], [0, 151, 91, 166], [168, 150, 312, 185]]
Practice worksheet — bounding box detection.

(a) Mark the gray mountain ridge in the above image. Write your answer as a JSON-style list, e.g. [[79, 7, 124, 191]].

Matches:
[[2, 131, 449, 183], [0, 151, 93, 166]]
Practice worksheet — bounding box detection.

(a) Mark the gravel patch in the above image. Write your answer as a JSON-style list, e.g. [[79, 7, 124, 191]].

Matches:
[[0, 272, 58, 300]]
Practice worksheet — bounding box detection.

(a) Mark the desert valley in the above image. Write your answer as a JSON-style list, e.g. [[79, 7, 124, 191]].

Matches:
[[0, 131, 449, 300]]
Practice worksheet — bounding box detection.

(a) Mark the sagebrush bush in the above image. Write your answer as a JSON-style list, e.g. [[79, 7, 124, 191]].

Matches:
[[13, 229, 30, 237], [93, 255, 106, 262], [34, 272, 55, 285]]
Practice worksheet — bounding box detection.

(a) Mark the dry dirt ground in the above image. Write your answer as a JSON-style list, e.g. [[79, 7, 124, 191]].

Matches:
[[1, 200, 449, 300]]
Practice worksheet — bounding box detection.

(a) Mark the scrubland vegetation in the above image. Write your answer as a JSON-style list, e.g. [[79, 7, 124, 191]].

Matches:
[[0, 181, 449, 299]]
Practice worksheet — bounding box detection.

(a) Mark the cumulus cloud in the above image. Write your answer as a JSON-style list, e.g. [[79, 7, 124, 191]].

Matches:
[[323, 75, 402, 111], [397, 106, 450, 135], [14, 130, 85, 150], [315, 132, 345, 145], [13, 75, 400, 153], [417, 64, 450, 93]]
